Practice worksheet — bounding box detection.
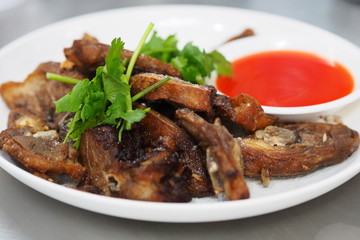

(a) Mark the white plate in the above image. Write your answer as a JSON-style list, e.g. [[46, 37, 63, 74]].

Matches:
[[1, 4, 360, 223]]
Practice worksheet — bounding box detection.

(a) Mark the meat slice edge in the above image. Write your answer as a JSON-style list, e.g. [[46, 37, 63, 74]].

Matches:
[[79, 125, 192, 202], [64, 34, 182, 78], [176, 108, 250, 200], [240, 123, 360, 178], [0, 127, 85, 182]]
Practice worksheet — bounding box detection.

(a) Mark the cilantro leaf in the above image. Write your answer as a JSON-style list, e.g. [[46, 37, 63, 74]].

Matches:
[[208, 50, 233, 77], [55, 78, 90, 113], [52, 23, 158, 147], [141, 31, 232, 84], [54, 37, 130, 147], [141, 31, 178, 63]]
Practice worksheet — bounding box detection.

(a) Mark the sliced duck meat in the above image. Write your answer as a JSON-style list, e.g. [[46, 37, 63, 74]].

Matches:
[[240, 123, 360, 178], [130, 73, 275, 132], [133, 104, 214, 198], [7, 108, 48, 132], [64, 34, 182, 78], [0, 62, 85, 120], [176, 108, 249, 200], [213, 93, 277, 132], [131, 73, 216, 112], [0, 127, 85, 181], [79, 125, 191, 202]]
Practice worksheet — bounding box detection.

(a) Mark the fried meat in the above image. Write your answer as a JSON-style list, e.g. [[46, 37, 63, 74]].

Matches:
[[131, 73, 216, 112], [0, 34, 359, 203], [0, 127, 85, 181], [130, 73, 276, 132], [64, 34, 182, 78], [240, 123, 359, 178], [213, 93, 277, 132], [176, 108, 249, 200], [0, 62, 85, 119], [79, 125, 192, 202], [134, 104, 214, 197]]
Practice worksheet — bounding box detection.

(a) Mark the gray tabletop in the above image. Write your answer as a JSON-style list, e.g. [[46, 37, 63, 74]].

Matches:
[[1, 0, 360, 239]]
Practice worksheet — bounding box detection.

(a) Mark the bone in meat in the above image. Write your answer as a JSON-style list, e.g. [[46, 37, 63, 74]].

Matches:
[[0, 127, 85, 181], [131, 73, 216, 112], [240, 123, 360, 177], [213, 93, 277, 132], [176, 108, 249, 200], [133, 103, 214, 198], [79, 125, 192, 202], [64, 34, 182, 78]]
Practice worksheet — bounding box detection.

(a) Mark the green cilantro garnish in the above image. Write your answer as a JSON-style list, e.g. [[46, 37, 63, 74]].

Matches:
[[141, 31, 232, 84], [47, 23, 170, 148]]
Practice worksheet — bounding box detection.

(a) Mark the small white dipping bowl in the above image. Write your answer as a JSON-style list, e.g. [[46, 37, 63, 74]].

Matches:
[[210, 35, 360, 121]]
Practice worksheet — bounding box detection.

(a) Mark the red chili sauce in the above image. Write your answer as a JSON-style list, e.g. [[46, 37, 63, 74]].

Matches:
[[216, 50, 354, 107]]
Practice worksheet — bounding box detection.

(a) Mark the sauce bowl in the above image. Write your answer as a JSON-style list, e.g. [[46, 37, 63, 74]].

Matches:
[[210, 36, 360, 121]]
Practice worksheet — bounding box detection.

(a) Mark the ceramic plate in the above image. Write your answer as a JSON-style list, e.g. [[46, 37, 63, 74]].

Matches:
[[1, 5, 360, 223]]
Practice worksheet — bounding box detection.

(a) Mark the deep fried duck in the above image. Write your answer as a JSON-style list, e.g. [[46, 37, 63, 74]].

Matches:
[[240, 123, 359, 179], [176, 108, 249, 200]]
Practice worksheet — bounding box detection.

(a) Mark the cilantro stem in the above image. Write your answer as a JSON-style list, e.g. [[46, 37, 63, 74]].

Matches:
[[46, 72, 81, 84], [125, 23, 155, 81], [123, 23, 154, 130], [131, 76, 171, 102]]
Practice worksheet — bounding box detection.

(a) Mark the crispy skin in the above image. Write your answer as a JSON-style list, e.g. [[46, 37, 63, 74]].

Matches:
[[131, 73, 216, 112], [106, 158, 191, 202], [176, 108, 249, 200], [79, 125, 119, 195], [134, 104, 214, 198], [64, 34, 182, 78], [0, 62, 84, 119], [131, 73, 275, 131], [0, 127, 85, 181], [79, 125, 191, 202], [7, 108, 47, 131], [214, 93, 277, 132], [240, 123, 360, 177]]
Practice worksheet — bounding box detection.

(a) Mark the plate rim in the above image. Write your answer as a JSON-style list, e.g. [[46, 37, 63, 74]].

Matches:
[[1, 4, 360, 223]]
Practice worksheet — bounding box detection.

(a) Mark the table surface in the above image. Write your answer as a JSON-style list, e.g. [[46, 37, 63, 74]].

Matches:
[[1, 0, 360, 239]]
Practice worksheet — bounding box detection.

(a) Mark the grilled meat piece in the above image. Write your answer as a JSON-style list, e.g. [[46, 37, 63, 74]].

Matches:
[[79, 125, 191, 202], [7, 108, 48, 132], [0, 62, 85, 120], [0, 127, 85, 181], [176, 108, 249, 200], [130, 73, 275, 132], [106, 157, 191, 202], [64, 34, 182, 78], [131, 73, 216, 112], [240, 123, 360, 177], [133, 104, 214, 198], [213, 93, 277, 132]]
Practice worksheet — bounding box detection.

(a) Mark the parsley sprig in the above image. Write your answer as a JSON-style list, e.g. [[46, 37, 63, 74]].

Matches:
[[141, 31, 232, 84], [47, 23, 170, 148]]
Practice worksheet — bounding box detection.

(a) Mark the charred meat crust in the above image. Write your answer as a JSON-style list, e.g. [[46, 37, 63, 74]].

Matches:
[[240, 123, 360, 177], [133, 104, 214, 198], [0, 62, 85, 120], [176, 108, 249, 200], [64, 34, 182, 78], [79, 125, 192, 202], [106, 157, 191, 202], [0, 127, 85, 181], [131, 73, 216, 112], [213, 93, 277, 132], [130, 73, 276, 132]]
